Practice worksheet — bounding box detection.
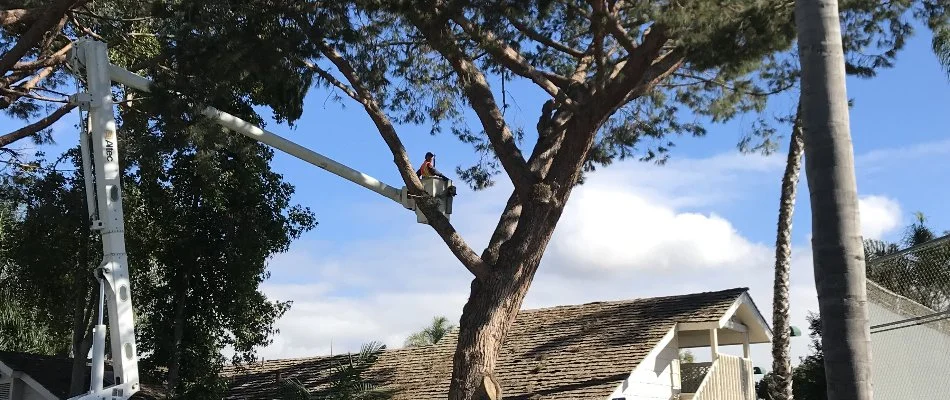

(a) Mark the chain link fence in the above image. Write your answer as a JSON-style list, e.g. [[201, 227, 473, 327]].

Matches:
[[865, 234, 950, 398]]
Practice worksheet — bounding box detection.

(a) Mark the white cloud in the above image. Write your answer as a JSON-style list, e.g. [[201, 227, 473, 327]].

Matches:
[[548, 185, 770, 276], [858, 195, 902, 240]]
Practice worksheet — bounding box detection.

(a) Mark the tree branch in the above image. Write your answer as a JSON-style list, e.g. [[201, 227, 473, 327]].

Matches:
[[11, 42, 73, 71], [543, 27, 675, 199], [315, 40, 490, 280], [0, 7, 43, 27], [603, 9, 637, 53], [0, 103, 75, 148], [504, 16, 585, 58], [301, 60, 360, 101], [411, 15, 536, 199], [599, 25, 670, 110], [0, 0, 85, 76], [670, 72, 796, 96], [0, 87, 68, 103], [449, 14, 572, 97]]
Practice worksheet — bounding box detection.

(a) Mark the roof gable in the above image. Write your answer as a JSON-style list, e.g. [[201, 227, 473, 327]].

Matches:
[[226, 288, 750, 399], [0, 351, 76, 399]]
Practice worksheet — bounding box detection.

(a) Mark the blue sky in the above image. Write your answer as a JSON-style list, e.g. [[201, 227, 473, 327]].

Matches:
[[3, 26, 949, 373]]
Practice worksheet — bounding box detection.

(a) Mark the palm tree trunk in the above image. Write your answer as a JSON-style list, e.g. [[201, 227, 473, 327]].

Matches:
[[795, 1, 874, 399], [770, 102, 804, 400]]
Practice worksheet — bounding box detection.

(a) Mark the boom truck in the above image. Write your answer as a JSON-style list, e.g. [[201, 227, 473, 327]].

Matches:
[[64, 38, 456, 400]]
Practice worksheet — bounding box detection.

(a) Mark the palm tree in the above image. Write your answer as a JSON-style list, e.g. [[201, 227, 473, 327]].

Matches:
[[404, 316, 455, 347], [795, 0, 873, 399], [864, 213, 950, 311], [769, 103, 804, 400], [278, 341, 395, 400]]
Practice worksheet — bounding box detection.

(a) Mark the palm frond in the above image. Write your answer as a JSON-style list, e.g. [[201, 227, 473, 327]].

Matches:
[[934, 25, 950, 77]]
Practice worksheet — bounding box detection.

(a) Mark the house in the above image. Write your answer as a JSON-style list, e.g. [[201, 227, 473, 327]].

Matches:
[[224, 287, 772, 400], [0, 352, 162, 400], [867, 279, 950, 399], [0, 352, 69, 400]]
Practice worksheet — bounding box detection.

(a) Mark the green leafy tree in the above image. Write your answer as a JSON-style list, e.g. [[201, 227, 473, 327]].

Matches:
[[2, 154, 104, 393], [404, 316, 456, 347], [278, 341, 395, 400], [0, 179, 68, 355], [115, 118, 317, 397], [679, 350, 695, 364]]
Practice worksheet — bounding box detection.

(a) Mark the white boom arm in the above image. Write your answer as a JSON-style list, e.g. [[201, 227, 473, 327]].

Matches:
[[66, 39, 455, 399]]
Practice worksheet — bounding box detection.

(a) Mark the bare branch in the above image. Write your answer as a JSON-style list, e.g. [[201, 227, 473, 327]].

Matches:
[[0, 7, 42, 27], [0, 87, 68, 103], [11, 42, 73, 70], [670, 72, 796, 96], [603, 10, 637, 53], [599, 25, 670, 109], [301, 60, 360, 101], [0, 103, 75, 148], [589, 0, 607, 81], [504, 16, 585, 58], [71, 8, 153, 22], [450, 15, 572, 97]]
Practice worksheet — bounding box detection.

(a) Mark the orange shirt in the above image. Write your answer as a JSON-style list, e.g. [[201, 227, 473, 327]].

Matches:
[[418, 160, 435, 177]]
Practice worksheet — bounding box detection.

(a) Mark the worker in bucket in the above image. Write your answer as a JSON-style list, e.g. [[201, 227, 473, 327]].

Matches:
[[417, 151, 449, 181]]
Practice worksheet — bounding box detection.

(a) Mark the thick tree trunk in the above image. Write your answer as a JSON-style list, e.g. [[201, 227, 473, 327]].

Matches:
[[796, 1, 874, 399], [449, 272, 532, 400], [770, 103, 804, 400], [449, 199, 564, 400], [69, 285, 96, 396]]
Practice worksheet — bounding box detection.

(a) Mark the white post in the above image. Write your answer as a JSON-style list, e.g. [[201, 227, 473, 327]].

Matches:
[[88, 280, 106, 392], [709, 329, 719, 361], [81, 39, 139, 395], [78, 121, 97, 220], [742, 331, 751, 359]]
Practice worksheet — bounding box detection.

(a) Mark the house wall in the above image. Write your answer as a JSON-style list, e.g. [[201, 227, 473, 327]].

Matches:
[[868, 302, 950, 399], [608, 328, 679, 400], [0, 370, 56, 400]]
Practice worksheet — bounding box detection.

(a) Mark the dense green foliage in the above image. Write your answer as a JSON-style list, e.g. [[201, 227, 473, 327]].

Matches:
[[0, 134, 316, 397]]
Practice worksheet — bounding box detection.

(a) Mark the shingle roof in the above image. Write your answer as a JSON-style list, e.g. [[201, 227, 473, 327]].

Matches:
[[224, 287, 748, 400], [0, 351, 164, 400], [0, 351, 75, 399]]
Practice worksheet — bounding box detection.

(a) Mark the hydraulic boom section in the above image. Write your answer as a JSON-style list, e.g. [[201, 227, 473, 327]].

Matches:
[[65, 38, 456, 399]]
